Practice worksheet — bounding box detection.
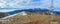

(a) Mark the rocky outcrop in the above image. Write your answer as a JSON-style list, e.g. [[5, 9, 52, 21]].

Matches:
[[0, 12, 8, 18]]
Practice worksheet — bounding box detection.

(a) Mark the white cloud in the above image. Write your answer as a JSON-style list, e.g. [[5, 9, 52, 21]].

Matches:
[[25, 0, 51, 9], [0, 9, 17, 12], [54, 0, 60, 8], [0, 0, 6, 8], [0, 0, 51, 9], [1, 0, 60, 12], [0, 2, 3, 6]]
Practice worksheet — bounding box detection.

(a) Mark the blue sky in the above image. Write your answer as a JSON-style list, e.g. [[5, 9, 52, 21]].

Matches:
[[0, 0, 60, 12], [32, 0, 41, 2]]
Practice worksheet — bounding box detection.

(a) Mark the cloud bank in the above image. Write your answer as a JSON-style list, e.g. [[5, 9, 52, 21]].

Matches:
[[0, 0, 60, 12], [0, 0, 51, 9], [0, 0, 60, 10]]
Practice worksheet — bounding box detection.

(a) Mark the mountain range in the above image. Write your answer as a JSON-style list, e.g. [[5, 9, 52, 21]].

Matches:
[[0, 8, 60, 18]]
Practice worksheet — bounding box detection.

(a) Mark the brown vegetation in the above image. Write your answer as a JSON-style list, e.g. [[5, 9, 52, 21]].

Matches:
[[0, 12, 60, 24]]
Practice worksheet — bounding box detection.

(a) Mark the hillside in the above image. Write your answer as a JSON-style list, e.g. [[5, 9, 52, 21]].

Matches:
[[0, 12, 60, 24]]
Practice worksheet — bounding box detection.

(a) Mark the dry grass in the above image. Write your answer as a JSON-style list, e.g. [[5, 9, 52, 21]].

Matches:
[[0, 12, 60, 24]]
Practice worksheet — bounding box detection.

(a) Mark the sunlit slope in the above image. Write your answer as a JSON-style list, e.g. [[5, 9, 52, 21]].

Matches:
[[1, 12, 60, 24]]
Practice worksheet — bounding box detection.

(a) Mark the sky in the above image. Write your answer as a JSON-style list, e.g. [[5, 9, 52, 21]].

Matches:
[[0, 0, 51, 9], [0, 0, 60, 12]]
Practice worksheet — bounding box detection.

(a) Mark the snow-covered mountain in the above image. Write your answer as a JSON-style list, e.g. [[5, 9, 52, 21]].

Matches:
[[0, 8, 60, 15]]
